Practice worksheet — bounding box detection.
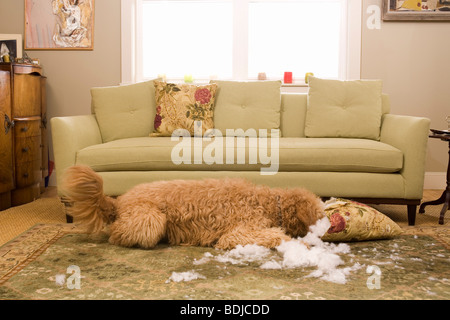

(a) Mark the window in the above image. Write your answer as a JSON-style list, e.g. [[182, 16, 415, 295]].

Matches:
[[121, 0, 361, 86], [141, 1, 233, 80], [248, 1, 341, 79]]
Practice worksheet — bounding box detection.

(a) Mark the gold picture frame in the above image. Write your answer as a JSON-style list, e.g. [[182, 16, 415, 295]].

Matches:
[[24, 0, 95, 50], [383, 0, 450, 20]]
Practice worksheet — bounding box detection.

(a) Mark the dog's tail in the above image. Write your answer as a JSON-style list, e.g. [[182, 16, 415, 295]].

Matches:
[[60, 165, 117, 233]]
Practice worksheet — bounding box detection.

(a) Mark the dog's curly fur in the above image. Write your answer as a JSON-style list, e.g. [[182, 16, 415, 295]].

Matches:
[[60, 165, 325, 250]]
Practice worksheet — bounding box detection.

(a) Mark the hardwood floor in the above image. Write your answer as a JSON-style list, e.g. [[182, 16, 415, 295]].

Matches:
[[41, 186, 57, 199]]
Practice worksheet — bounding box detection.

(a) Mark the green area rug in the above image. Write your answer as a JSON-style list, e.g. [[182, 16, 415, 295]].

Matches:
[[0, 224, 449, 300]]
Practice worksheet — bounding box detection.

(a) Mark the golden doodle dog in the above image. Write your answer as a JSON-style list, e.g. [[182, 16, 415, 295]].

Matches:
[[61, 165, 325, 250]]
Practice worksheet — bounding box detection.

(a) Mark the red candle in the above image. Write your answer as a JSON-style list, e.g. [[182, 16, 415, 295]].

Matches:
[[284, 72, 293, 84]]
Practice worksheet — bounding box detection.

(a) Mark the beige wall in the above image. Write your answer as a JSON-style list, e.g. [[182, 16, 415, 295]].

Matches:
[[0, 0, 447, 187], [362, 0, 449, 178], [0, 0, 121, 185]]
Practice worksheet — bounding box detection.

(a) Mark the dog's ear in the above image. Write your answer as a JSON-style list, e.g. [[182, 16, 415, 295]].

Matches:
[[280, 189, 324, 237], [284, 200, 298, 216], [279, 192, 296, 216]]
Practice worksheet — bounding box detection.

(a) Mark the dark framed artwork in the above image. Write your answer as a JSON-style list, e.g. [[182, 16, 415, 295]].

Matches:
[[383, 0, 450, 20]]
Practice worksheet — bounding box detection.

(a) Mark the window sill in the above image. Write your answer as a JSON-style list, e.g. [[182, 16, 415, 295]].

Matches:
[[143, 77, 309, 87], [130, 77, 310, 93], [281, 83, 308, 88]]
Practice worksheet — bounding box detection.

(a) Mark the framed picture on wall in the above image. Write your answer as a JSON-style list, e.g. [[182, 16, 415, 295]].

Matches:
[[0, 34, 23, 63], [383, 0, 450, 20], [24, 0, 95, 50]]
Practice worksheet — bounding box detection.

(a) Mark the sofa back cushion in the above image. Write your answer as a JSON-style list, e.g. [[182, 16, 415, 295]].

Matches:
[[279, 93, 390, 138], [90, 79, 390, 142], [211, 80, 281, 136], [280, 94, 308, 138], [91, 80, 156, 143], [304, 77, 383, 140]]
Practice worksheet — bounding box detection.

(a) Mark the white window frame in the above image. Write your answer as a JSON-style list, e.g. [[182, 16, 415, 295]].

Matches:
[[121, 0, 361, 90]]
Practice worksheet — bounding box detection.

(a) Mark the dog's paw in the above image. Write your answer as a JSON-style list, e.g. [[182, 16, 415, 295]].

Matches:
[[215, 227, 291, 250]]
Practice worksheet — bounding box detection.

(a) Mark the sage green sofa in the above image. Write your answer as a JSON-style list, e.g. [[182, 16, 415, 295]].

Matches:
[[51, 78, 430, 225]]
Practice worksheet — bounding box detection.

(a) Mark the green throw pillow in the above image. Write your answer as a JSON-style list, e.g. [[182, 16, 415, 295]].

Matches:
[[91, 80, 157, 143], [211, 80, 282, 137], [321, 198, 403, 242], [305, 77, 383, 140]]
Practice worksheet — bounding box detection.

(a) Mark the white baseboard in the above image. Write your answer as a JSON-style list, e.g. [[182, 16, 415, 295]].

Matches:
[[424, 172, 447, 190], [48, 175, 57, 187]]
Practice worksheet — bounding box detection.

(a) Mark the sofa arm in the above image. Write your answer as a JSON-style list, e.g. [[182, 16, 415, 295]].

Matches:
[[51, 115, 102, 191], [380, 114, 430, 199]]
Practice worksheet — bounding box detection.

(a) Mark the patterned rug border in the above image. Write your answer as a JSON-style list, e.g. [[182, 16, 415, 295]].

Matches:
[[401, 226, 450, 249], [0, 223, 448, 292], [0, 224, 83, 286]]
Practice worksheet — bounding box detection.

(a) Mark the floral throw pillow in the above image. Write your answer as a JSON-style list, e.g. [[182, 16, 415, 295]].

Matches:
[[321, 198, 403, 242], [152, 81, 218, 137]]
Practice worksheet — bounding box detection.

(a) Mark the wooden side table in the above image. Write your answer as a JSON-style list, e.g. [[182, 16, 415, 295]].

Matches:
[[419, 130, 450, 224]]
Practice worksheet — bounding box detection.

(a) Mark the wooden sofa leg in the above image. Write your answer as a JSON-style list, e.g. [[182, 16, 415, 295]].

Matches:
[[60, 197, 73, 223], [407, 204, 417, 226]]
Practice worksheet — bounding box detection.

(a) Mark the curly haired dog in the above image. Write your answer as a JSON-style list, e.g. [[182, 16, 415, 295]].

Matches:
[[60, 165, 325, 250]]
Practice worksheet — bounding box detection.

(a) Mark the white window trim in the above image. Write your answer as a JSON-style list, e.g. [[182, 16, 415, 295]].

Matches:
[[121, 0, 136, 85], [343, 0, 362, 81], [121, 0, 361, 89]]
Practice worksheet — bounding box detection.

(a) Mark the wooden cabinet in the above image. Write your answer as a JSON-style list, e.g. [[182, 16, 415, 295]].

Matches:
[[0, 68, 14, 210], [0, 63, 48, 209], [41, 76, 49, 191]]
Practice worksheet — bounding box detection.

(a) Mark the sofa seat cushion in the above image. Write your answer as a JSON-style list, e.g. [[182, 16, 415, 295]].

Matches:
[[75, 137, 403, 173], [276, 138, 402, 172]]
